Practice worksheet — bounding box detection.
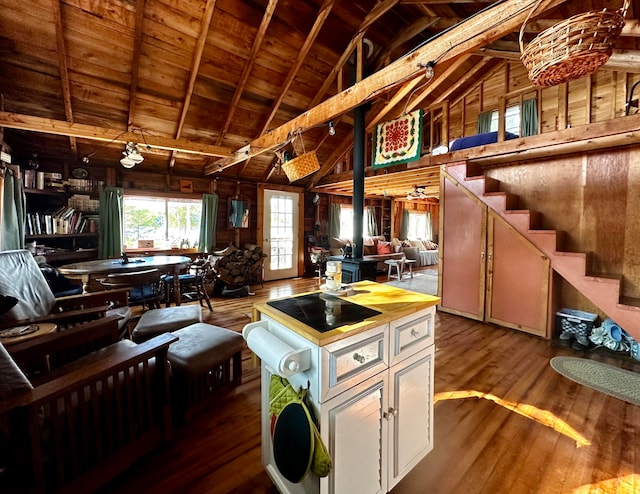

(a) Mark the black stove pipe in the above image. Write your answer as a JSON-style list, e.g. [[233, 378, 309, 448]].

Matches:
[[352, 104, 366, 259]]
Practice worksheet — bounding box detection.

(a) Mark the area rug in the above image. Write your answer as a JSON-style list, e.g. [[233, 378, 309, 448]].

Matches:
[[550, 356, 640, 406], [383, 271, 438, 296]]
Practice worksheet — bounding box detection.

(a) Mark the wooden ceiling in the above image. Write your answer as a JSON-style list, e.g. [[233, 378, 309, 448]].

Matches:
[[1, 0, 639, 199]]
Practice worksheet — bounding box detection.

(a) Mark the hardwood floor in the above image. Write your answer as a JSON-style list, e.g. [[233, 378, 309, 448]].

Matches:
[[103, 269, 640, 494]]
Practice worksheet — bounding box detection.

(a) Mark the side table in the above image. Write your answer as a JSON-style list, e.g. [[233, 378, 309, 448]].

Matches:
[[385, 258, 417, 281], [0, 322, 57, 346]]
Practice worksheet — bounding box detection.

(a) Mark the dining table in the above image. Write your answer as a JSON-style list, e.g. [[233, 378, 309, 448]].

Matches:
[[57, 255, 192, 304]]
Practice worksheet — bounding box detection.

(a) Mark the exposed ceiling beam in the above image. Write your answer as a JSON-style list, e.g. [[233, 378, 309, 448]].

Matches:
[[52, 0, 77, 160], [374, 16, 441, 71], [0, 111, 232, 158], [309, 0, 401, 110], [405, 54, 473, 113], [257, 0, 335, 137], [207, 0, 392, 175], [365, 76, 425, 132], [238, 0, 569, 161], [169, 0, 217, 169], [127, 0, 145, 131], [307, 136, 353, 188], [216, 0, 278, 146], [230, 0, 334, 179], [206, 0, 416, 175]]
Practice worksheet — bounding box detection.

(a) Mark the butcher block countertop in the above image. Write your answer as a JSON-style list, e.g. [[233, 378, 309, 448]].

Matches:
[[252, 280, 440, 346]]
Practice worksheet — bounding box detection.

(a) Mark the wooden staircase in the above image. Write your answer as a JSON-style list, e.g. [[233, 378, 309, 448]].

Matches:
[[445, 161, 640, 342]]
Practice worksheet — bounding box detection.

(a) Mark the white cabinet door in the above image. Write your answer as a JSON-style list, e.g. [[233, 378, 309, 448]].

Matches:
[[320, 374, 388, 494], [320, 345, 435, 494], [387, 346, 435, 489]]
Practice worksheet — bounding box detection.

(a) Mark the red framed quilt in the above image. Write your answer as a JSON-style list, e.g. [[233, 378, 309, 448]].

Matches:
[[372, 109, 423, 169]]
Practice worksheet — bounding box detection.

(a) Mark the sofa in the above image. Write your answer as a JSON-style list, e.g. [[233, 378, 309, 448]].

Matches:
[[329, 236, 405, 272], [392, 238, 439, 266]]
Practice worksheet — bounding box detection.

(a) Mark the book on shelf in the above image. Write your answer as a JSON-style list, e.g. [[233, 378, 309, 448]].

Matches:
[[26, 207, 99, 236]]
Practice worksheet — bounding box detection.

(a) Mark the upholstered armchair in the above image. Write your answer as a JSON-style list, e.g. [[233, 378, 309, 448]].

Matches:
[[0, 250, 131, 331]]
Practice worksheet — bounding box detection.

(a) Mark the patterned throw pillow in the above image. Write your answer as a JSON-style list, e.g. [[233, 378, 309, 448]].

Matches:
[[410, 239, 427, 251], [423, 240, 438, 250], [401, 239, 412, 247]]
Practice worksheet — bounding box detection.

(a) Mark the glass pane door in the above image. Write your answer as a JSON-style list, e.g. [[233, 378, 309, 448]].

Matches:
[[263, 189, 299, 280]]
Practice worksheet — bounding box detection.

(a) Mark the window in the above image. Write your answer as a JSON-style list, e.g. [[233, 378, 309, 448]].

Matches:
[[339, 206, 353, 239], [337, 206, 378, 238], [489, 105, 520, 135], [123, 196, 201, 250], [406, 211, 432, 240]]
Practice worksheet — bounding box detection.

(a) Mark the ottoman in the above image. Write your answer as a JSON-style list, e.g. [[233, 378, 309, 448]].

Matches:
[[168, 322, 245, 421], [132, 305, 202, 343]]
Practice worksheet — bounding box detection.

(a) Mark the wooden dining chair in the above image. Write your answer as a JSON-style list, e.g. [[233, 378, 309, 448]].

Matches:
[[164, 260, 213, 311], [100, 268, 164, 311]]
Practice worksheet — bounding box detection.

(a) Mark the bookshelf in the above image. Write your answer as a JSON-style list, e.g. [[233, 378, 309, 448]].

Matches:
[[25, 187, 100, 265]]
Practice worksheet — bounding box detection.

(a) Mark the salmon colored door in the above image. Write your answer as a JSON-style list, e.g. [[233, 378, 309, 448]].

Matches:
[[485, 212, 550, 337], [439, 176, 487, 320]]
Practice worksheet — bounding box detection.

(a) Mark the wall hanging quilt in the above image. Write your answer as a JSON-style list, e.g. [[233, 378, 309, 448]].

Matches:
[[373, 109, 423, 168]]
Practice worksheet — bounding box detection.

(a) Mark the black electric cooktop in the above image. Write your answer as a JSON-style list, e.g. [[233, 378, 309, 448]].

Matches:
[[267, 292, 382, 333]]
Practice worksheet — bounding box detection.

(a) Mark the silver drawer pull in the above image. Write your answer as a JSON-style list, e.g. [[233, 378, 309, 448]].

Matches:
[[410, 328, 420, 338], [353, 352, 366, 363]]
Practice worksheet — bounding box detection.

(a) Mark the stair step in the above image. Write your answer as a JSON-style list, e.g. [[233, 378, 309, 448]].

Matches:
[[586, 272, 621, 282], [618, 296, 640, 311], [551, 251, 588, 276], [503, 210, 541, 231], [483, 177, 501, 193], [462, 176, 488, 196], [483, 191, 518, 211], [528, 230, 564, 252], [446, 162, 471, 183]]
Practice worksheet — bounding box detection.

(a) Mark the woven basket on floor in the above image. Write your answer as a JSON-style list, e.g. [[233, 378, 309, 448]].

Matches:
[[519, 0, 628, 88]]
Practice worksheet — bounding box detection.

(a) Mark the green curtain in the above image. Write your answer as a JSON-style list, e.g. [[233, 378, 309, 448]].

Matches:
[[365, 206, 378, 236], [1, 167, 26, 251], [98, 186, 123, 259], [477, 111, 493, 134], [399, 208, 410, 240], [198, 193, 219, 252], [328, 203, 341, 238], [522, 98, 538, 137]]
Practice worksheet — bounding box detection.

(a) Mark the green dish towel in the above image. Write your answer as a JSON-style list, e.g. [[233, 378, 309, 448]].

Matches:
[[269, 375, 332, 478]]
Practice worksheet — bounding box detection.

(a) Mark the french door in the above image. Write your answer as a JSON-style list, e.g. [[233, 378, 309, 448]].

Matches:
[[261, 188, 302, 281]]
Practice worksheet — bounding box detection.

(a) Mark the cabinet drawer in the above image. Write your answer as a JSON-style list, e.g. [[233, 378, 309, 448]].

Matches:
[[390, 307, 434, 364], [320, 324, 387, 402]]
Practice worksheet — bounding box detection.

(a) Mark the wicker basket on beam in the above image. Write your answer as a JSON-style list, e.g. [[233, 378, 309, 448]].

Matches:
[[280, 130, 320, 182], [281, 150, 320, 182], [519, 0, 628, 88]]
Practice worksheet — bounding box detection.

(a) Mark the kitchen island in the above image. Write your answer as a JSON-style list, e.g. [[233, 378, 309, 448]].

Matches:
[[244, 280, 440, 494]]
